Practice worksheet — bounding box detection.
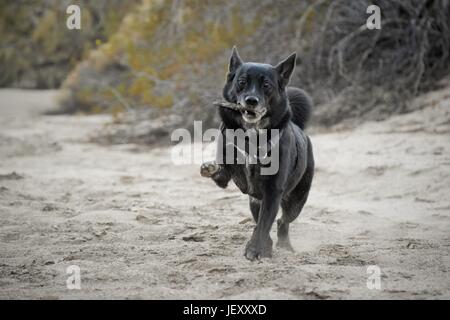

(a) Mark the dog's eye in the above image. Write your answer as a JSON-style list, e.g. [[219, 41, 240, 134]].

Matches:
[[263, 81, 272, 91], [237, 78, 246, 88]]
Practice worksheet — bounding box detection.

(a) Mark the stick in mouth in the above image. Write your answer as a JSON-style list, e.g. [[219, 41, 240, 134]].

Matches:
[[213, 100, 267, 124]]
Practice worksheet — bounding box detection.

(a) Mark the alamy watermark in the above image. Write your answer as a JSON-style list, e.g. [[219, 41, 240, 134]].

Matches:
[[366, 5, 381, 30], [66, 265, 81, 290], [66, 5, 81, 30], [366, 265, 381, 290], [171, 121, 280, 175], [66, 4, 381, 31]]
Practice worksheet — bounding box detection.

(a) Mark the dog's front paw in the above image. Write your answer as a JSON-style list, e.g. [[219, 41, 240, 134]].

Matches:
[[244, 237, 273, 261], [200, 161, 220, 178]]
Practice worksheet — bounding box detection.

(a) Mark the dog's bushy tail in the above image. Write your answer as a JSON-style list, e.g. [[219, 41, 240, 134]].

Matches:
[[287, 87, 313, 130]]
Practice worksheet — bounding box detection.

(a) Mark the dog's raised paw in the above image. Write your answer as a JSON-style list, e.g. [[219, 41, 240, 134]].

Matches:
[[200, 161, 220, 178]]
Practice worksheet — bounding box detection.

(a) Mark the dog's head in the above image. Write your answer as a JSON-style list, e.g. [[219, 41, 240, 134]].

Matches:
[[222, 47, 296, 129]]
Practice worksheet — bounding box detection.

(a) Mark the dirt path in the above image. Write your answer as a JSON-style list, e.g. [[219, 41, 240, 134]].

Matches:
[[0, 88, 449, 299]]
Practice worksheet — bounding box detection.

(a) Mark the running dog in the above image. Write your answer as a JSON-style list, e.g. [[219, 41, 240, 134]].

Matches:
[[201, 47, 314, 261]]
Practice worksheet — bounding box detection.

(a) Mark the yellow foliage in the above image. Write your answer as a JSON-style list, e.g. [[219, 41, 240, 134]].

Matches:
[[64, 0, 261, 113]]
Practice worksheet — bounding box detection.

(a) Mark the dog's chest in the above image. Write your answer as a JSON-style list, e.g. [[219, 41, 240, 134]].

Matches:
[[223, 127, 281, 200], [231, 163, 264, 199], [245, 164, 265, 198]]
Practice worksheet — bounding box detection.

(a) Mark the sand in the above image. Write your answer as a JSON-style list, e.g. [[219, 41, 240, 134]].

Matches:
[[0, 88, 449, 299]]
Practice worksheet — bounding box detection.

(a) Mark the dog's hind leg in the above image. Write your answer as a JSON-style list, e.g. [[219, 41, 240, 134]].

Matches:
[[277, 204, 298, 252], [249, 196, 261, 222], [277, 160, 314, 251]]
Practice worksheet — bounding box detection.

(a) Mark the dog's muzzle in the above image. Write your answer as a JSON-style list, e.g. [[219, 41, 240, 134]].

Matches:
[[239, 103, 267, 124]]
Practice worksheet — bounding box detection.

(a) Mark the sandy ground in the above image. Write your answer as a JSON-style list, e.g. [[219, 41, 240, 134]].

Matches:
[[0, 88, 449, 299]]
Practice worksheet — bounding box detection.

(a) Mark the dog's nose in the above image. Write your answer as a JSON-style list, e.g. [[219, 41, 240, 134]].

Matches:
[[245, 96, 259, 107]]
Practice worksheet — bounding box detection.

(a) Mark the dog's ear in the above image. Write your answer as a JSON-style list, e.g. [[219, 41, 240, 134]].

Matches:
[[228, 46, 243, 74], [275, 53, 296, 89]]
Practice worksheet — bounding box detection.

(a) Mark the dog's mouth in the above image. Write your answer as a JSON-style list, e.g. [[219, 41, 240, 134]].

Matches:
[[240, 107, 267, 124]]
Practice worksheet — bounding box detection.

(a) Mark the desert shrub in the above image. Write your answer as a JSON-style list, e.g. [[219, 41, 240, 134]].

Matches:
[[58, 0, 450, 137], [0, 0, 138, 88], [59, 0, 266, 120], [296, 0, 450, 124]]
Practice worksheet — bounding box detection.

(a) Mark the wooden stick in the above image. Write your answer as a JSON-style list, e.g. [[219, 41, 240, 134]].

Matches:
[[212, 100, 246, 111]]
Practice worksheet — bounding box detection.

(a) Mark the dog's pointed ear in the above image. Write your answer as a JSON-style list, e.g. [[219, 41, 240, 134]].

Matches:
[[275, 52, 296, 88], [229, 46, 243, 74]]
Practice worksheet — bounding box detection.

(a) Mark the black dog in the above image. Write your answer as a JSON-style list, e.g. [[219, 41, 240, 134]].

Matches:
[[201, 47, 314, 261]]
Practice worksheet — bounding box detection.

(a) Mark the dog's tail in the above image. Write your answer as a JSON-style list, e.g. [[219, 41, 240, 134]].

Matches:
[[287, 87, 313, 130]]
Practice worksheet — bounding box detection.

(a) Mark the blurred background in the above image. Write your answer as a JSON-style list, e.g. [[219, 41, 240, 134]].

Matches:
[[1, 0, 449, 143], [1, 0, 450, 299]]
